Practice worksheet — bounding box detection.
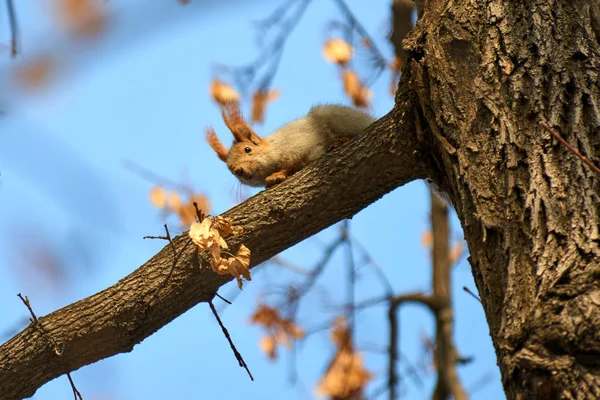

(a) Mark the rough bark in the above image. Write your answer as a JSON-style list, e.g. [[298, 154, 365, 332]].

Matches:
[[403, 0, 600, 398], [390, 3, 468, 399], [1, 1, 599, 399], [0, 100, 430, 398]]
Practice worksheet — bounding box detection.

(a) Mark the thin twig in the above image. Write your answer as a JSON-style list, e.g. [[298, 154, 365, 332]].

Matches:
[[144, 224, 190, 298], [462, 286, 482, 303], [351, 235, 394, 295], [388, 299, 399, 400], [268, 255, 310, 274], [193, 201, 205, 222], [123, 159, 194, 193], [215, 292, 232, 304], [219, 0, 311, 95], [17, 293, 38, 324], [539, 121, 600, 175], [341, 221, 356, 339], [66, 372, 83, 400], [208, 301, 254, 381], [18, 293, 82, 398], [293, 235, 345, 299], [6, 0, 19, 57], [331, 0, 387, 84]]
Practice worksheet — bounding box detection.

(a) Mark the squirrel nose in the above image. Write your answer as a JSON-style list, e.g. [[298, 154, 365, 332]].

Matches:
[[233, 167, 250, 179]]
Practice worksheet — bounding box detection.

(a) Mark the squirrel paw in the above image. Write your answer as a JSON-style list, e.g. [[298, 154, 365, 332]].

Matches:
[[265, 171, 289, 188], [329, 136, 351, 151]]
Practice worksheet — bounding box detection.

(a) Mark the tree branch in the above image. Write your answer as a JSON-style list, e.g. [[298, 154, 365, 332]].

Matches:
[[0, 98, 430, 399]]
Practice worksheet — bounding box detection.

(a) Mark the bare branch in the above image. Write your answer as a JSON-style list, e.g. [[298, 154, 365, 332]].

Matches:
[[388, 299, 399, 400], [66, 373, 82, 400], [430, 192, 467, 400], [6, 0, 19, 57], [16, 293, 38, 325], [208, 301, 253, 380], [215, 292, 232, 304], [462, 286, 481, 304], [331, 0, 387, 84], [0, 106, 428, 399]]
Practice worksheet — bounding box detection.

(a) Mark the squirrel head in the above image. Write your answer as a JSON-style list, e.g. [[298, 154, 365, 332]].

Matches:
[[206, 106, 272, 187]]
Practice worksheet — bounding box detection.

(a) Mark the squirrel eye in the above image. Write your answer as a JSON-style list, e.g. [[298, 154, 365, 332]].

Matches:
[[244, 147, 252, 153]]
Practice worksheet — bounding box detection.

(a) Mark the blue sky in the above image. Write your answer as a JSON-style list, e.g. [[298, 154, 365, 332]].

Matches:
[[0, 1, 504, 399]]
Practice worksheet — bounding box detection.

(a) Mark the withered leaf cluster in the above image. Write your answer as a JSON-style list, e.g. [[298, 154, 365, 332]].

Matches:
[[250, 304, 304, 360], [315, 317, 373, 399], [189, 216, 250, 289], [150, 186, 211, 228]]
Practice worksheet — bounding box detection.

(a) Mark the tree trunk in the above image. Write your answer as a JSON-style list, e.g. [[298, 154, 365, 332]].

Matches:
[[405, 1, 600, 398], [1, 1, 599, 399]]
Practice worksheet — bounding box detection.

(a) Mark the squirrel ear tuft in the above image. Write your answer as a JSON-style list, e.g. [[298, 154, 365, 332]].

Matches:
[[221, 105, 262, 144], [205, 127, 229, 162]]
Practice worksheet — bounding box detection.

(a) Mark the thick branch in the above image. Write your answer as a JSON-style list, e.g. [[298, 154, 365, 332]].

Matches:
[[0, 94, 430, 399]]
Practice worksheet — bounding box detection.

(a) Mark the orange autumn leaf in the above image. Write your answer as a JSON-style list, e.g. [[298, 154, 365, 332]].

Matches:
[[189, 217, 250, 288], [15, 56, 56, 89], [449, 241, 464, 265], [149, 186, 167, 208], [149, 186, 211, 228], [169, 191, 182, 211], [55, 0, 107, 38], [251, 89, 280, 124], [212, 244, 251, 289], [174, 194, 210, 227], [211, 215, 243, 237], [260, 335, 277, 360], [210, 79, 240, 107], [315, 350, 373, 399], [422, 230, 433, 248], [250, 304, 304, 359], [323, 38, 353, 66], [189, 217, 228, 251], [342, 69, 372, 108], [316, 317, 372, 398]]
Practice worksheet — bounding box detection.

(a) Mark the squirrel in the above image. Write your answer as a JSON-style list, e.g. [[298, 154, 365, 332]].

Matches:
[[205, 104, 375, 188]]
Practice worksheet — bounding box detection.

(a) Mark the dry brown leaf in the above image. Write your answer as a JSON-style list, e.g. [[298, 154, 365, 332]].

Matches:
[[251, 89, 280, 124], [422, 230, 433, 248], [15, 56, 56, 89], [189, 215, 249, 288], [260, 335, 277, 360], [323, 38, 353, 66], [55, 0, 107, 38], [169, 191, 182, 211], [250, 304, 304, 358], [149, 186, 167, 208], [176, 194, 210, 227], [212, 216, 243, 237], [189, 217, 228, 250], [315, 350, 373, 399], [316, 317, 372, 398], [342, 69, 372, 108], [213, 244, 252, 289], [210, 79, 240, 107], [449, 241, 464, 265], [250, 304, 279, 327], [331, 316, 351, 349]]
